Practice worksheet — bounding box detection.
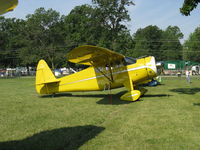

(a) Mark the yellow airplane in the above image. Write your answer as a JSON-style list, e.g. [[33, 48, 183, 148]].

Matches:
[[36, 45, 157, 101], [0, 0, 18, 15]]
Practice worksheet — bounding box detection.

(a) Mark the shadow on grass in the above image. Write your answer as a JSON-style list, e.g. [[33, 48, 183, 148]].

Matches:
[[170, 88, 200, 95], [0, 125, 104, 150], [143, 94, 172, 98], [40, 91, 171, 105], [96, 91, 133, 105], [96, 92, 171, 105], [40, 93, 73, 98], [193, 103, 200, 106], [41, 91, 132, 105], [40, 93, 106, 98], [142, 83, 165, 87]]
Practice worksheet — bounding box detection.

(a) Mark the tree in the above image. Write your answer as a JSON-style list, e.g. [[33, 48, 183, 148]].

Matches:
[[180, 0, 200, 16], [183, 27, 200, 62], [111, 30, 135, 56], [133, 25, 163, 60], [63, 2, 135, 55], [20, 8, 65, 69], [64, 5, 98, 47], [91, 0, 134, 50], [160, 26, 183, 60], [0, 17, 25, 67]]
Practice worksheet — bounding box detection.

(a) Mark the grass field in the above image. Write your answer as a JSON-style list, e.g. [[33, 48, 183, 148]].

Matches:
[[0, 77, 200, 150]]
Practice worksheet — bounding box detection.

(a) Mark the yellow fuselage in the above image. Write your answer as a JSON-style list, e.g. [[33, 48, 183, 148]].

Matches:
[[36, 56, 157, 95]]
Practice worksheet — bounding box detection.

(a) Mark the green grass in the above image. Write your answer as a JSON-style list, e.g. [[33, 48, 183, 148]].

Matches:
[[0, 77, 200, 150]]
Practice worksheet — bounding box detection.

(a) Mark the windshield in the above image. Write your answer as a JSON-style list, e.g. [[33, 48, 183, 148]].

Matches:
[[124, 57, 136, 65]]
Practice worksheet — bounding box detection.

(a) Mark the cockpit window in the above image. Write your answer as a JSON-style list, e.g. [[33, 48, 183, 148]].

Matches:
[[124, 57, 136, 65]]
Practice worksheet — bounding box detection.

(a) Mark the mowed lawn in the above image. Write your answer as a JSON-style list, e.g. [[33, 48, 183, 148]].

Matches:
[[0, 77, 200, 150]]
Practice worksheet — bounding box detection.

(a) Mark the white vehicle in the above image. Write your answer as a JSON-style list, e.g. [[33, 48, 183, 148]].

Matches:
[[191, 65, 200, 75]]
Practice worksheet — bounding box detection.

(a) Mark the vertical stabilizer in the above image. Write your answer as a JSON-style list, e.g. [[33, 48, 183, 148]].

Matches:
[[35, 60, 59, 94]]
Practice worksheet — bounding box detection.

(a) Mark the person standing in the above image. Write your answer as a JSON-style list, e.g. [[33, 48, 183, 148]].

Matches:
[[186, 70, 191, 83]]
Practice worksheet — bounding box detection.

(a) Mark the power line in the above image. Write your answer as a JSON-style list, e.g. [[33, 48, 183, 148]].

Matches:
[[2, 49, 200, 54]]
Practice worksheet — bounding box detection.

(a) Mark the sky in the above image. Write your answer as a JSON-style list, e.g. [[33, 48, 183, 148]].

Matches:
[[3, 0, 200, 42]]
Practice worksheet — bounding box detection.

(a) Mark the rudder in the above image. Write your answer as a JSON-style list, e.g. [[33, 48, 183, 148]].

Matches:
[[35, 60, 59, 94]]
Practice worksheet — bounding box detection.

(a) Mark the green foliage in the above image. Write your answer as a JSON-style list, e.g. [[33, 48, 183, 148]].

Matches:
[[183, 27, 200, 62], [64, 5, 98, 46], [180, 0, 200, 16], [160, 26, 183, 60], [22, 8, 65, 69], [92, 0, 134, 50], [63, 1, 134, 54], [92, 0, 134, 33], [133, 25, 163, 59], [0, 1, 197, 68], [132, 25, 183, 61], [0, 17, 25, 67]]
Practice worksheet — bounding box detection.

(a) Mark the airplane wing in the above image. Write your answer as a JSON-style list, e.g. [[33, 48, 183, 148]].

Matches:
[[0, 0, 18, 15], [67, 45, 125, 67]]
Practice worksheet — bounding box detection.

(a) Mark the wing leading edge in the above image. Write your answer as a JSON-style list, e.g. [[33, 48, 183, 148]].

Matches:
[[66, 45, 125, 67], [0, 0, 18, 15]]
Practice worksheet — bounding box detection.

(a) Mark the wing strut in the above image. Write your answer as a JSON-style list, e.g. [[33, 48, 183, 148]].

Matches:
[[95, 66, 113, 83], [108, 62, 114, 82], [90, 60, 114, 83]]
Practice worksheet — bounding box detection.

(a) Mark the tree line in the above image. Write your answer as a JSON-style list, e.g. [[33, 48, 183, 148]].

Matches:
[[0, 0, 200, 69]]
